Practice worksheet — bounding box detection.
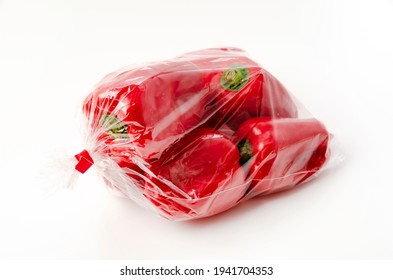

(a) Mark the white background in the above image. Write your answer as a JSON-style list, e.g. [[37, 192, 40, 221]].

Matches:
[[0, 0, 392, 260]]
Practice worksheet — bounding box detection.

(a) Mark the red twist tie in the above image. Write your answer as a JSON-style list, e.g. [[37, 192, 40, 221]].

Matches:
[[74, 149, 94, 174]]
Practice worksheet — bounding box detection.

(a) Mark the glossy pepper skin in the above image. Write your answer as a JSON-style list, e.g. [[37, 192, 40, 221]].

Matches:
[[233, 117, 329, 196], [143, 127, 247, 220], [182, 48, 298, 131], [83, 60, 207, 160]]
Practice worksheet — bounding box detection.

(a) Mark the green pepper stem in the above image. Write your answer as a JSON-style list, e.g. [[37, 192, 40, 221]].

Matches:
[[221, 64, 250, 92], [101, 114, 129, 139], [238, 139, 253, 165]]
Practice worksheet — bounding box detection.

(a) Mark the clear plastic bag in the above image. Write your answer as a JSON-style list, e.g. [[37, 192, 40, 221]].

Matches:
[[73, 47, 335, 221]]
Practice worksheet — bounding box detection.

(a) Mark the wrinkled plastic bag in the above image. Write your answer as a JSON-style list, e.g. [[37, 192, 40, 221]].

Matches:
[[67, 48, 337, 221]]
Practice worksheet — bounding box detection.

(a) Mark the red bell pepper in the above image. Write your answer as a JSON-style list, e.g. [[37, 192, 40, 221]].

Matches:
[[233, 117, 329, 196], [181, 48, 298, 130], [83, 60, 208, 161], [143, 127, 247, 220]]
